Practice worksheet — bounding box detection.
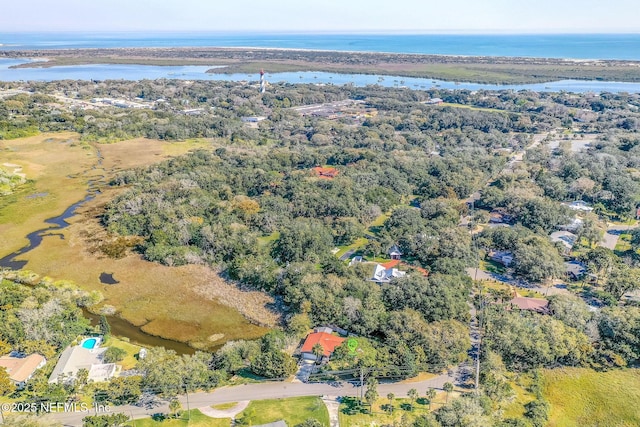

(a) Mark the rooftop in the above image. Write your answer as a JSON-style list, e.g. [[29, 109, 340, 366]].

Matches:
[[0, 354, 46, 383], [312, 166, 339, 179], [48, 341, 114, 384], [300, 332, 345, 357], [509, 297, 550, 314]]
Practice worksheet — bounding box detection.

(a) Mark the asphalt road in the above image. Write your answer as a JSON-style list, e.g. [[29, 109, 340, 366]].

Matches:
[[41, 371, 459, 426]]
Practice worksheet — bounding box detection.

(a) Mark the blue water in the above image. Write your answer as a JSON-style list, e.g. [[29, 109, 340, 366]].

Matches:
[[1, 32, 640, 60], [1, 59, 639, 93], [82, 338, 97, 349]]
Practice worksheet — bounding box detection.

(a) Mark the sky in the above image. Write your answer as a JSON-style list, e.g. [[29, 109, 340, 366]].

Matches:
[[2, 0, 639, 33]]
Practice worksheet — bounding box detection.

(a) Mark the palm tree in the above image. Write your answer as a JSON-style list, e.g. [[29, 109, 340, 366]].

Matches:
[[443, 382, 454, 403], [408, 388, 419, 411], [426, 388, 437, 410], [169, 398, 182, 419], [386, 392, 395, 413], [311, 343, 324, 363]]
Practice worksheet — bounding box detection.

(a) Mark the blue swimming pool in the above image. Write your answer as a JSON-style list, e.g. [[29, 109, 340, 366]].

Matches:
[[82, 338, 97, 349]]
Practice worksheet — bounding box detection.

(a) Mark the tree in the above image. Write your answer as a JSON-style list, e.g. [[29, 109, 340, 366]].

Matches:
[[0, 366, 15, 396], [598, 306, 640, 366], [103, 347, 127, 363], [426, 388, 437, 411], [272, 219, 333, 263], [364, 377, 378, 413], [99, 316, 111, 337], [408, 388, 419, 410], [76, 368, 89, 387], [524, 399, 550, 427], [294, 419, 323, 427], [630, 228, 640, 251], [581, 246, 617, 286], [579, 215, 605, 247], [387, 392, 395, 413], [0, 340, 11, 356], [82, 413, 129, 427], [606, 266, 640, 301], [513, 236, 564, 283], [436, 395, 491, 427], [443, 382, 454, 403], [250, 350, 297, 378], [168, 398, 182, 418], [311, 343, 324, 363]]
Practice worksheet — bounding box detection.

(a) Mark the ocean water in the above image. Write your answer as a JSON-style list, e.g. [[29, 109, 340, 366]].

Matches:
[[1, 32, 640, 60]]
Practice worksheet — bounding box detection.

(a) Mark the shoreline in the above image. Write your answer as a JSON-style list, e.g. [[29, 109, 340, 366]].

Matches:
[[2, 47, 640, 84]]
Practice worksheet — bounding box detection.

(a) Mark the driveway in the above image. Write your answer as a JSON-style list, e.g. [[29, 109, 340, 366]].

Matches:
[[600, 223, 637, 250]]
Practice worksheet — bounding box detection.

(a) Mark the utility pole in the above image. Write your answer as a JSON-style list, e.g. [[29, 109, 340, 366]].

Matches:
[[359, 367, 365, 403], [184, 384, 191, 423], [475, 303, 482, 392]]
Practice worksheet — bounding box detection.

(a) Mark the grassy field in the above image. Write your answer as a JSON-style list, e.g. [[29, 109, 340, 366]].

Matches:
[[0, 133, 272, 350], [135, 410, 231, 427], [338, 393, 453, 426], [237, 397, 330, 426], [0, 133, 95, 255], [439, 102, 515, 114], [335, 237, 368, 258], [543, 368, 640, 427]]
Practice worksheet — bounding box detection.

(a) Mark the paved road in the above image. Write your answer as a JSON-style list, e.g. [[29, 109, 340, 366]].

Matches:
[[42, 371, 459, 426], [465, 268, 570, 297]]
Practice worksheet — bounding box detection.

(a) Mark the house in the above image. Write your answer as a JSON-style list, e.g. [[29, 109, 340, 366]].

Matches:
[[567, 200, 594, 212], [489, 250, 514, 267], [300, 332, 346, 362], [388, 244, 403, 260], [565, 261, 587, 281], [240, 116, 267, 123], [370, 262, 406, 283], [550, 231, 578, 254], [0, 353, 46, 389], [312, 166, 339, 179], [349, 256, 363, 266], [489, 208, 514, 224], [48, 339, 117, 384], [509, 297, 550, 314], [424, 98, 444, 104], [558, 217, 584, 233]]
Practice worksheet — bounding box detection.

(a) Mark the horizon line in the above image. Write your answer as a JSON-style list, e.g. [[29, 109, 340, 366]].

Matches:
[[1, 29, 640, 35]]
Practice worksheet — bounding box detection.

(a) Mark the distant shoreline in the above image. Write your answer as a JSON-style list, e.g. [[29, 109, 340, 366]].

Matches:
[[2, 47, 640, 84]]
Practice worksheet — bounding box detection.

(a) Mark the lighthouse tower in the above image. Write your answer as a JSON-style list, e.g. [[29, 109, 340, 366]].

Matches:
[[259, 69, 266, 94]]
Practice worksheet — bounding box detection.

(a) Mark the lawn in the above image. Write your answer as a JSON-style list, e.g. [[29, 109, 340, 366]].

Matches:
[[236, 397, 330, 426], [336, 237, 369, 258], [135, 409, 230, 427], [338, 394, 451, 426], [614, 233, 632, 253], [369, 213, 390, 229], [102, 336, 142, 370], [439, 102, 512, 114], [479, 259, 507, 275], [543, 368, 640, 427]]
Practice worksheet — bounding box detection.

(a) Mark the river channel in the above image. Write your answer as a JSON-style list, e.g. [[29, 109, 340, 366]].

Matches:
[[1, 58, 640, 93], [0, 147, 196, 355]]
